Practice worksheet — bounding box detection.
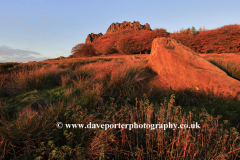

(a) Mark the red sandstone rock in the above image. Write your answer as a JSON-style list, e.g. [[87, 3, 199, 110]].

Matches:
[[85, 33, 103, 44], [106, 21, 151, 34], [148, 37, 240, 100]]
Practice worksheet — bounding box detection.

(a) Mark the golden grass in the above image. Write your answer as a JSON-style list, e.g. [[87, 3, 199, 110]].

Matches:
[[2, 64, 62, 96], [201, 53, 240, 81], [200, 53, 240, 64]]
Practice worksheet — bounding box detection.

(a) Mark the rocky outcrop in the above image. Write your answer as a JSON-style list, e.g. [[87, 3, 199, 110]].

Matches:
[[148, 37, 240, 100], [85, 33, 103, 44], [106, 21, 151, 34], [84, 21, 151, 44]]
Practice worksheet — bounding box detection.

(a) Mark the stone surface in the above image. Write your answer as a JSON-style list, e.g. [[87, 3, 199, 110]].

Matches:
[[106, 21, 151, 34], [148, 37, 240, 100], [85, 33, 103, 44]]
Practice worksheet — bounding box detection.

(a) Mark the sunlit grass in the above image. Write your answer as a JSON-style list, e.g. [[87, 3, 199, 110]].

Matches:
[[209, 59, 240, 81]]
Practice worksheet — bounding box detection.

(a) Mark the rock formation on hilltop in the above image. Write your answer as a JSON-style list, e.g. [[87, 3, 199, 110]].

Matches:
[[85, 33, 103, 44], [106, 21, 151, 34], [148, 37, 240, 101], [84, 21, 151, 44]]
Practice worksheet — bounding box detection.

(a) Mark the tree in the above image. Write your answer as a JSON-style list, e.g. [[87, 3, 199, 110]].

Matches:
[[101, 41, 117, 55], [136, 28, 169, 53], [117, 35, 138, 55], [185, 27, 191, 34], [191, 26, 199, 35], [71, 43, 96, 57], [71, 43, 85, 55]]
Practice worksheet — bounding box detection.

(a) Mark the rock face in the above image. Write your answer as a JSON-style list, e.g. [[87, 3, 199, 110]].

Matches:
[[85, 33, 103, 44], [84, 21, 151, 44], [148, 37, 240, 100], [106, 21, 151, 34]]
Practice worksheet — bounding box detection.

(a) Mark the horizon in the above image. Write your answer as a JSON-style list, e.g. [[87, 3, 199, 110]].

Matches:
[[0, 0, 239, 63]]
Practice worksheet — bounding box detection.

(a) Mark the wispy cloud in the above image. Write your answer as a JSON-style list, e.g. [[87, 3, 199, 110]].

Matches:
[[0, 45, 50, 62], [0, 45, 40, 56]]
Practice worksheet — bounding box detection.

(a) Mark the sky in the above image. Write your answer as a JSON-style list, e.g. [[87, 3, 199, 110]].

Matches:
[[0, 0, 239, 63]]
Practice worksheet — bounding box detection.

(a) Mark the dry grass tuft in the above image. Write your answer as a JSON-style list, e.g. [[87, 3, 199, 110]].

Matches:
[[4, 64, 62, 96]]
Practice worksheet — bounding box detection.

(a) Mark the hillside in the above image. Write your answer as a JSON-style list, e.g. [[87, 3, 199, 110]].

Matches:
[[71, 22, 240, 58], [1, 52, 240, 159]]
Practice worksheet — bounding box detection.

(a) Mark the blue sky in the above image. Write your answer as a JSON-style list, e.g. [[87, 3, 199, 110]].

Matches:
[[0, 0, 239, 63]]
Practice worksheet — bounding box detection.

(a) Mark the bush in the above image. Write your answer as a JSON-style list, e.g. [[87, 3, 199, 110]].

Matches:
[[71, 43, 96, 57], [171, 24, 240, 54], [117, 35, 138, 55], [116, 28, 170, 55], [101, 42, 117, 55]]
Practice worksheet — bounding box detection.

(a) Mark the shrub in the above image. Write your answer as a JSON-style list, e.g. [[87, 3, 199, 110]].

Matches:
[[117, 35, 138, 55], [101, 42, 118, 55], [171, 24, 240, 54], [71, 43, 96, 57]]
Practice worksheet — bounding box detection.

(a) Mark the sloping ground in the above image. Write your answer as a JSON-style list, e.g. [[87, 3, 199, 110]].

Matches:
[[1, 50, 240, 159]]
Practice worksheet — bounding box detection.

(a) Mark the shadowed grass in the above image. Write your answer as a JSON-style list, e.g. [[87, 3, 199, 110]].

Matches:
[[0, 101, 66, 159], [1, 95, 239, 159]]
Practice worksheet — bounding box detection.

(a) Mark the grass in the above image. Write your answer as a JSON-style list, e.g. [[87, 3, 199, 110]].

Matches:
[[209, 59, 240, 81], [0, 57, 240, 159]]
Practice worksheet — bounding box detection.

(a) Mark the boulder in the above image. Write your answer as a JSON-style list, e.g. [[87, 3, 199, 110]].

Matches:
[[148, 37, 240, 100]]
